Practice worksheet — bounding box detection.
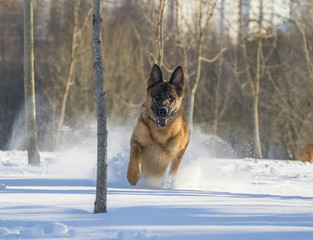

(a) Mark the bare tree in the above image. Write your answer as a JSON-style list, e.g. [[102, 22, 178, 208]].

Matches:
[[93, 0, 107, 214], [239, 0, 263, 158], [176, 0, 222, 131], [54, 0, 81, 149], [294, 7, 313, 82], [24, 0, 40, 166], [54, 0, 94, 149]]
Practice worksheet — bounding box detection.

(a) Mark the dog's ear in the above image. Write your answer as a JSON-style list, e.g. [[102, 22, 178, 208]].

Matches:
[[169, 66, 184, 92], [148, 64, 163, 89]]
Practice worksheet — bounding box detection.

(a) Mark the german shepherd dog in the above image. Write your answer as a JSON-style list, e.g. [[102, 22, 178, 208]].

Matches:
[[127, 64, 189, 186], [300, 143, 313, 163]]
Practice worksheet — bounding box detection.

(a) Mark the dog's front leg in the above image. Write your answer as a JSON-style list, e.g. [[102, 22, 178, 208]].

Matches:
[[127, 139, 142, 186]]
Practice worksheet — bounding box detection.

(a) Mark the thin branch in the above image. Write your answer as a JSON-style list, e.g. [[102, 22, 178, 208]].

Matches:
[[266, 70, 303, 122], [200, 48, 226, 63]]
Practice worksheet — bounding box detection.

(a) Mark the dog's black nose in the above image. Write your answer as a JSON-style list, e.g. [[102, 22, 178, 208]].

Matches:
[[157, 107, 167, 117]]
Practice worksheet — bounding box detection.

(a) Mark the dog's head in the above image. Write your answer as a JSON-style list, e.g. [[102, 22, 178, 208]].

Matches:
[[146, 64, 185, 128]]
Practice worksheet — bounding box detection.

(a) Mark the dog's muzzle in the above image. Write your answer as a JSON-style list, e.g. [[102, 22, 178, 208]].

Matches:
[[156, 107, 169, 127]]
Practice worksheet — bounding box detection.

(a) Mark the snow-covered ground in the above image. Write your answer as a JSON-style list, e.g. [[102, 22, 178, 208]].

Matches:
[[1, 125, 313, 239]]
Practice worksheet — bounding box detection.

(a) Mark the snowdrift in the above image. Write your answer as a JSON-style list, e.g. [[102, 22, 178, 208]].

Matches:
[[1, 124, 313, 239]]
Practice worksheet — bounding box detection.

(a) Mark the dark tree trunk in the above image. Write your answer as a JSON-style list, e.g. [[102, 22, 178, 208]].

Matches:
[[24, 0, 40, 166], [93, 0, 108, 214]]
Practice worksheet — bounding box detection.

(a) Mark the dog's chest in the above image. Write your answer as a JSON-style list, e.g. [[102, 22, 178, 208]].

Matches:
[[149, 129, 179, 152], [141, 143, 175, 175], [143, 139, 176, 158]]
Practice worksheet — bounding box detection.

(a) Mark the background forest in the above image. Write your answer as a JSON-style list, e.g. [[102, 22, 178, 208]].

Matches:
[[1, 0, 313, 160]]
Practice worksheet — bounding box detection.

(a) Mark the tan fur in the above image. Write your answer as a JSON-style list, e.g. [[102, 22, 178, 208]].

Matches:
[[127, 65, 189, 186], [300, 144, 313, 163]]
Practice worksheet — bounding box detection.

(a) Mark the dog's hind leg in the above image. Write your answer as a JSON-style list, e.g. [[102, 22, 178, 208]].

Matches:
[[169, 145, 188, 175], [127, 139, 142, 185]]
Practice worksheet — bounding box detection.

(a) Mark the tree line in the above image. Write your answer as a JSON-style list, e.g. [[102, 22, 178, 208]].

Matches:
[[1, 0, 313, 160]]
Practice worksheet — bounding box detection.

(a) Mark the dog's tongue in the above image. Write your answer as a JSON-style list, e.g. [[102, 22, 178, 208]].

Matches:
[[157, 117, 167, 126]]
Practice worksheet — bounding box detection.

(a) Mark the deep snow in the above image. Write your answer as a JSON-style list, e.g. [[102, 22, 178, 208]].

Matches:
[[1, 125, 313, 239]]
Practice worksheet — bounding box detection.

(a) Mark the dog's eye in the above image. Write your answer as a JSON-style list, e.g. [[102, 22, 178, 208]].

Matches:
[[154, 96, 159, 101]]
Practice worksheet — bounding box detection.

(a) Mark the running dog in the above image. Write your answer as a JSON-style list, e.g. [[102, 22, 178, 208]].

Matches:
[[127, 64, 189, 186]]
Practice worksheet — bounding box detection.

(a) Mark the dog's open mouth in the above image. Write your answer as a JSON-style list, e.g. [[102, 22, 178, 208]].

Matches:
[[157, 117, 168, 127]]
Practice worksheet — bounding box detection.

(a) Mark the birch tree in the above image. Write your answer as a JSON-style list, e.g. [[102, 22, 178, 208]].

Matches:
[[239, 0, 266, 158], [93, 0, 108, 214], [239, 0, 263, 158], [176, 0, 222, 131], [54, 0, 94, 149], [24, 0, 40, 166], [54, 0, 81, 149]]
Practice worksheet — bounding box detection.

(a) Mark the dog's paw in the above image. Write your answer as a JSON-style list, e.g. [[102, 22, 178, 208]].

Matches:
[[162, 175, 176, 189], [127, 173, 140, 186], [127, 167, 141, 186]]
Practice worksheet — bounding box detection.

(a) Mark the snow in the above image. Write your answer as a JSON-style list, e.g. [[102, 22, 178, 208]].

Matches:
[[1, 125, 313, 239]]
